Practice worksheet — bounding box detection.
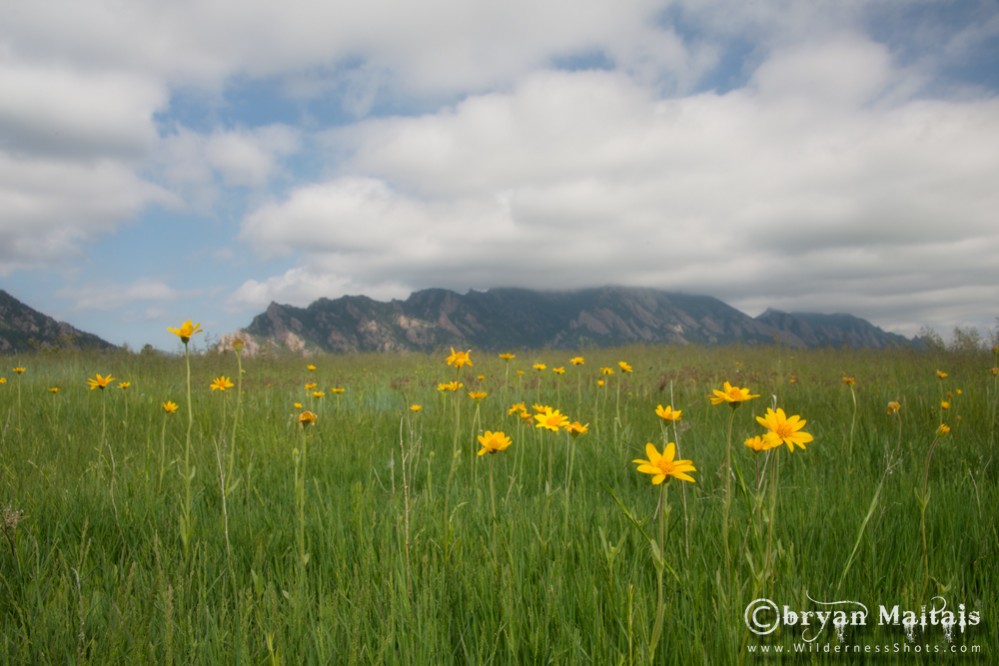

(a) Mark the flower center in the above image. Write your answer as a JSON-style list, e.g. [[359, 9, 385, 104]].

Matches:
[[774, 423, 793, 440]]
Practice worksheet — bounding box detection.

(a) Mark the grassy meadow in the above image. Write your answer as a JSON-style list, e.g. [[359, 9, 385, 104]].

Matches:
[[0, 339, 995, 663]]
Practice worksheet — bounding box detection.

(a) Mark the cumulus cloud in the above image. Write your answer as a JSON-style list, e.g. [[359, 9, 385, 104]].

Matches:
[[0, 55, 166, 160], [0, 154, 173, 274], [152, 124, 301, 212], [236, 42, 999, 336], [59, 278, 190, 312], [2, 0, 997, 345]]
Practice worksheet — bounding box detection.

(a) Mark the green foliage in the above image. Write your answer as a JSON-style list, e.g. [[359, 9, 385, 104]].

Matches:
[[0, 344, 994, 663]]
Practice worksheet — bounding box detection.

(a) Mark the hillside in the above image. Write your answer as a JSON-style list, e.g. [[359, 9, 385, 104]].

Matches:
[[227, 287, 912, 353], [0, 290, 117, 353]]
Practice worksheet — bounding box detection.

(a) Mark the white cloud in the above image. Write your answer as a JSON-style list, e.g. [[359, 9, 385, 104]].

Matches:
[[0, 55, 166, 159], [153, 124, 301, 211], [59, 278, 189, 312], [237, 48, 999, 336], [0, 154, 173, 274], [205, 125, 301, 187], [2, 0, 998, 345], [229, 266, 411, 310]]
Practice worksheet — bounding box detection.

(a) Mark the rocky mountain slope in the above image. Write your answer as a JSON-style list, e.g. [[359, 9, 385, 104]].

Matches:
[[228, 286, 913, 353], [0, 289, 117, 353]]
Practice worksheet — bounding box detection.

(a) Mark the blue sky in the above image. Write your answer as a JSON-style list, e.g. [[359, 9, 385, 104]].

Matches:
[[2, 0, 998, 351]]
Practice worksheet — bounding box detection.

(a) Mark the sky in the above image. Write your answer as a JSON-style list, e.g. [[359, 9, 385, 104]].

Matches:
[[2, 0, 998, 351]]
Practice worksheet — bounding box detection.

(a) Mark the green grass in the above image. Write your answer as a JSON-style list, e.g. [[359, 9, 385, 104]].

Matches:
[[0, 344, 995, 664]]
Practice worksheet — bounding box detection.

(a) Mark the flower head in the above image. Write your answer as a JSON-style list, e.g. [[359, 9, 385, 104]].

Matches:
[[633, 442, 696, 484], [755, 407, 813, 452], [306, 364, 317, 372], [437, 381, 463, 392], [618, 361, 633, 373], [936, 369, 948, 380], [167, 320, 202, 344], [570, 356, 585, 366], [118, 381, 131, 390], [534, 407, 569, 432], [88, 373, 115, 390], [553, 367, 566, 375], [446, 347, 472, 369], [655, 404, 682, 422], [298, 410, 317, 427], [163, 400, 179, 414], [842, 376, 856, 386], [13, 367, 25, 375], [210, 376, 235, 392], [508, 402, 527, 416], [744, 435, 780, 453], [533, 363, 547, 372], [886, 401, 902, 415], [49, 387, 60, 394], [498, 353, 516, 361], [330, 387, 346, 394], [709, 381, 760, 407], [565, 421, 589, 438], [936, 423, 950, 436], [600, 367, 615, 376], [467, 391, 488, 401], [409, 404, 422, 412], [477, 430, 512, 456], [0, 378, 6, 384]]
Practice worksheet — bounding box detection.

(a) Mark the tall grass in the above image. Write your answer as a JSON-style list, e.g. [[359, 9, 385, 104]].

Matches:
[[0, 344, 994, 663]]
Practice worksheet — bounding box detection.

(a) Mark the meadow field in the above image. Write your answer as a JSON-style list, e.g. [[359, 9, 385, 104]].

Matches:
[[0, 337, 995, 664]]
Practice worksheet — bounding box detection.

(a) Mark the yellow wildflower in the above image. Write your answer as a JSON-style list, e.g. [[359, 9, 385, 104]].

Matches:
[[755, 407, 813, 452], [477, 430, 512, 456], [535, 407, 569, 432], [709, 381, 760, 406], [167, 320, 202, 344], [87, 373, 115, 390], [655, 404, 682, 422], [446, 348, 472, 369], [632, 442, 696, 484], [210, 376, 235, 392]]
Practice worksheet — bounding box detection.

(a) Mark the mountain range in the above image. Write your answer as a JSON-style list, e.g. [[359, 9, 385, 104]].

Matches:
[[226, 286, 913, 354], [0, 289, 117, 353]]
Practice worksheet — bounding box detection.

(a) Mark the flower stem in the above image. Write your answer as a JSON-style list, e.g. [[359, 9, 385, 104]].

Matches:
[[920, 432, 943, 593], [180, 342, 194, 559], [722, 407, 736, 580], [649, 483, 668, 661]]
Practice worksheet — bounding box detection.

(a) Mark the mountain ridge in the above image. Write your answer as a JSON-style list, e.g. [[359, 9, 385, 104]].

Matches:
[[227, 286, 913, 354], [0, 289, 118, 353]]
